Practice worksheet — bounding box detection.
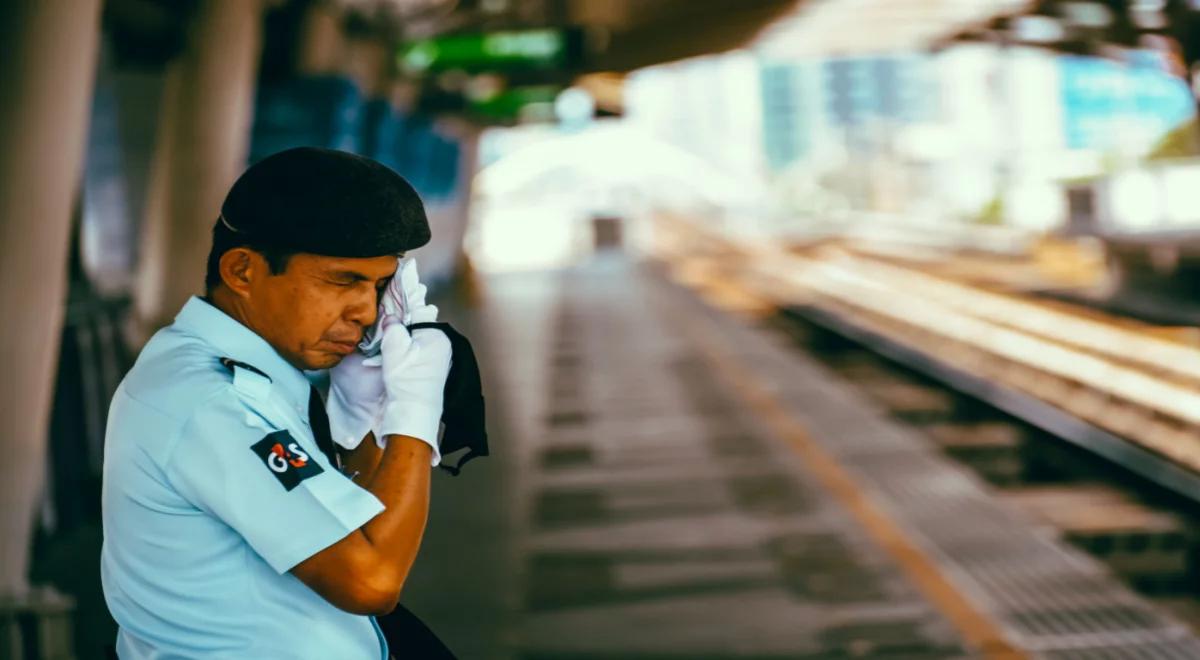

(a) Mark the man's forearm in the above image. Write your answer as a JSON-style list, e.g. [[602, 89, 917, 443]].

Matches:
[[360, 435, 433, 586], [338, 432, 384, 484]]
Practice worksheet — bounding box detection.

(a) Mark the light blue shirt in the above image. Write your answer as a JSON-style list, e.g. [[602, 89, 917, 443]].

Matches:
[[101, 297, 389, 659]]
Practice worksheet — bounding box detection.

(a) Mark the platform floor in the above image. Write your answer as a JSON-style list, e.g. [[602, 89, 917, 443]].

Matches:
[[403, 254, 1200, 660]]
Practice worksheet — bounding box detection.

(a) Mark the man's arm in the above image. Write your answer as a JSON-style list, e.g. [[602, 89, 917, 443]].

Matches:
[[292, 433, 431, 615], [292, 314, 451, 615], [293, 262, 450, 615], [338, 431, 384, 484]]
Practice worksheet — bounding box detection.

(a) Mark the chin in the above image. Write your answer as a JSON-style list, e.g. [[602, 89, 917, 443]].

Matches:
[[304, 352, 344, 370]]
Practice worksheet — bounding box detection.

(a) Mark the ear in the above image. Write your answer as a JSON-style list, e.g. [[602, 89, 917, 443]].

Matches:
[[218, 247, 260, 298]]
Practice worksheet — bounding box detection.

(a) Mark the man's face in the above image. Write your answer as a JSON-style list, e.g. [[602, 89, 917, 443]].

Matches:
[[244, 252, 399, 370]]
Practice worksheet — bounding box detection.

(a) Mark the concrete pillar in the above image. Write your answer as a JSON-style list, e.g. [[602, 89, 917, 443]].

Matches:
[[420, 119, 480, 286], [447, 124, 482, 278], [298, 4, 392, 99], [296, 2, 345, 75], [132, 0, 265, 338], [0, 0, 102, 595], [343, 37, 391, 97]]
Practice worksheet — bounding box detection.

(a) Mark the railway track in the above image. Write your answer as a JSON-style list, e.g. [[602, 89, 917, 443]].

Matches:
[[650, 214, 1200, 628], [650, 215, 1200, 501]]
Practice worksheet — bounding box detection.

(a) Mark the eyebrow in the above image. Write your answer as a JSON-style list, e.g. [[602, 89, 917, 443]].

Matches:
[[326, 269, 391, 284], [326, 270, 367, 281]]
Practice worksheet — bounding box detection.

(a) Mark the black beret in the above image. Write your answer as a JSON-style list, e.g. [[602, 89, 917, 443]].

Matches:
[[220, 147, 430, 256]]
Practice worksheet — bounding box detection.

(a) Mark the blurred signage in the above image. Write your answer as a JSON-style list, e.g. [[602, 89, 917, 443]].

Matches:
[[469, 85, 562, 122], [822, 56, 934, 128], [760, 63, 811, 171], [398, 29, 576, 74], [824, 58, 868, 126], [1060, 52, 1195, 151]]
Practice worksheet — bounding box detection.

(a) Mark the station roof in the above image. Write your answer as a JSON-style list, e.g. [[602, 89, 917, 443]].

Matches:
[[932, 1, 1200, 69], [352, 0, 802, 72], [752, 0, 1033, 58]]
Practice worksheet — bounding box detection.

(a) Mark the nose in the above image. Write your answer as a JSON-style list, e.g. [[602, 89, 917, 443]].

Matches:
[[345, 287, 378, 329]]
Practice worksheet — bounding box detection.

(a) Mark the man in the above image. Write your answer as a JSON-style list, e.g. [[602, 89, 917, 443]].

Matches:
[[101, 147, 451, 658]]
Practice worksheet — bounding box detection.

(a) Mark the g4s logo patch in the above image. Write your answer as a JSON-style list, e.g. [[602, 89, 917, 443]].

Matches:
[[250, 430, 324, 491]]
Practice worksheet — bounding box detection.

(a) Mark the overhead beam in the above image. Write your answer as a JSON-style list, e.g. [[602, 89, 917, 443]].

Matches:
[[589, 0, 798, 72]]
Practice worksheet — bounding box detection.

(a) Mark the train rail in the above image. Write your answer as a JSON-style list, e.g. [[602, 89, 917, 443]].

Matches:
[[651, 215, 1200, 501]]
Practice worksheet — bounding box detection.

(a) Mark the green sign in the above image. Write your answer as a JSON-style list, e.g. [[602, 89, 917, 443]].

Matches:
[[469, 86, 561, 121], [399, 29, 569, 74]]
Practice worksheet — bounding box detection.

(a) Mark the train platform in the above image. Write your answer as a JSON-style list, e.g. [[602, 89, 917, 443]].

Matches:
[[402, 252, 1200, 660]]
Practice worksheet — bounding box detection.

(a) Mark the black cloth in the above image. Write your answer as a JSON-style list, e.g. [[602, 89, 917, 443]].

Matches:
[[408, 322, 489, 476], [220, 147, 431, 256], [306, 384, 457, 659], [308, 384, 342, 469], [377, 604, 458, 660]]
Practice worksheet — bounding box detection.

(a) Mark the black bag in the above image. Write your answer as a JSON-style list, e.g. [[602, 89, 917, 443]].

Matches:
[[408, 322, 489, 476], [377, 604, 457, 659]]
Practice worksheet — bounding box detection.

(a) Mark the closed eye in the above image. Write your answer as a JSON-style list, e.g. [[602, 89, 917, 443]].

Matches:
[[321, 268, 392, 291], [324, 271, 368, 287]]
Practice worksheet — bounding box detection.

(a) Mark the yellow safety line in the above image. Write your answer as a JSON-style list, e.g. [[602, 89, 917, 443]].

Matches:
[[682, 311, 1029, 660]]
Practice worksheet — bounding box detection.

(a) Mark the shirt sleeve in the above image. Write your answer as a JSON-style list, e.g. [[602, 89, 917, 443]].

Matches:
[[164, 390, 386, 574]]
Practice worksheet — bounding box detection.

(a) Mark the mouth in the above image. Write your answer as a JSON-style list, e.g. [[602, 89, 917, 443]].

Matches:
[[325, 340, 360, 355]]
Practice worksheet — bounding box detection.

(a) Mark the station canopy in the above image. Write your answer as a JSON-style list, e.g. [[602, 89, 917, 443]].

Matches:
[[751, 0, 1033, 57], [375, 0, 1061, 65], [357, 0, 803, 72], [334, 1, 1200, 123]]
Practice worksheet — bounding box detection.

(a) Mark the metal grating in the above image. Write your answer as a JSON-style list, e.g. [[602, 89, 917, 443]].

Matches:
[[728, 473, 812, 515], [1041, 637, 1200, 659], [768, 532, 892, 603], [524, 550, 779, 613], [817, 621, 963, 659], [540, 444, 595, 470], [535, 489, 608, 529]]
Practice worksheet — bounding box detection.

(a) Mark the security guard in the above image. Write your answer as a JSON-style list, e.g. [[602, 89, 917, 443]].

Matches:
[[100, 147, 452, 658]]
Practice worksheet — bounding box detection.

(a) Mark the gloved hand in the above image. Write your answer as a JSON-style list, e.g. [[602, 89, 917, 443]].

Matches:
[[360, 258, 437, 356], [326, 349, 385, 450], [390, 258, 427, 322], [329, 257, 418, 449], [375, 300, 452, 465]]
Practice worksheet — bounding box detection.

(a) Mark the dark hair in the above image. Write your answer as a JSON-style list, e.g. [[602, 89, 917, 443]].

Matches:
[[203, 217, 296, 291]]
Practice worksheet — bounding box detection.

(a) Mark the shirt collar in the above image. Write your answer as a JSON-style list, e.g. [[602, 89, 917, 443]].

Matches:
[[173, 296, 313, 409]]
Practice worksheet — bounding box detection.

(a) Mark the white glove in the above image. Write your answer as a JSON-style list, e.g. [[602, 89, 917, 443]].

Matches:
[[393, 259, 426, 321], [329, 256, 416, 449], [326, 349, 385, 450], [375, 301, 452, 465], [360, 257, 438, 355]]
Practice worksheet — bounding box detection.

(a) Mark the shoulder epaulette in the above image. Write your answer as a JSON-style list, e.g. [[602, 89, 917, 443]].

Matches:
[[219, 357, 272, 401]]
